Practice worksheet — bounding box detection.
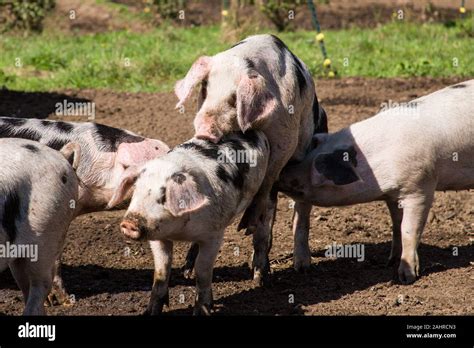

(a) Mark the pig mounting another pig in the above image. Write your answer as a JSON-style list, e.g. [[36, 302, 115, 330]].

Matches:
[[109, 131, 270, 315], [0, 139, 80, 315], [176, 34, 327, 284], [278, 80, 474, 284]]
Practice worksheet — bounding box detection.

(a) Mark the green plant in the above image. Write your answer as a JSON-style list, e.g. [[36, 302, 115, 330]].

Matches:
[[0, 0, 55, 33], [153, 0, 186, 20], [258, 0, 302, 31]]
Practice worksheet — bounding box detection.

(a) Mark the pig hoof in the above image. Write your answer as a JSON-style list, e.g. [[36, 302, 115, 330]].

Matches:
[[193, 303, 213, 316], [386, 255, 400, 267], [398, 262, 417, 285], [293, 255, 311, 273], [145, 292, 169, 315], [183, 267, 195, 279], [45, 286, 72, 307]]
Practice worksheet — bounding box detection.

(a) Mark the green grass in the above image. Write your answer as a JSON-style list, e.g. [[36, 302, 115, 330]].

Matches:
[[0, 20, 473, 93]]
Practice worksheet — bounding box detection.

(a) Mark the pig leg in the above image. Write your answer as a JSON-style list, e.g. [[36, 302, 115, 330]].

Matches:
[[46, 259, 71, 306], [145, 240, 173, 315], [251, 188, 278, 285], [182, 242, 199, 279], [398, 191, 434, 284], [9, 258, 30, 302], [193, 238, 222, 316], [292, 201, 313, 272], [23, 263, 55, 316], [386, 200, 403, 266]]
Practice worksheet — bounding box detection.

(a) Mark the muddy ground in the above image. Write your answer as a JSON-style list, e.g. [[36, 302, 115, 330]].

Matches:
[[0, 77, 473, 315]]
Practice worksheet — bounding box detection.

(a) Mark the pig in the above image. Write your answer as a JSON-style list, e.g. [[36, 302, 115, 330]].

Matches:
[[0, 138, 80, 315], [176, 34, 327, 283], [277, 80, 474, 284], [0, 117, 170, 304], [108, 131, 270, 314]]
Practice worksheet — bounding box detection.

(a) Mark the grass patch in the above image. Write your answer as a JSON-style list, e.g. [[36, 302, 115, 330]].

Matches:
[[0, 19, 472, 93]]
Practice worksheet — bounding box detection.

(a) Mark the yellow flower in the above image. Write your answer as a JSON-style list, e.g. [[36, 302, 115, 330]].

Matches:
[[222, 10, 229, 17], [323, 58, 331, 67], [316, 33, 324, 42], [143, 7, 150, 13], [459, 7, 466, 14], [328, 71, 335, 78]]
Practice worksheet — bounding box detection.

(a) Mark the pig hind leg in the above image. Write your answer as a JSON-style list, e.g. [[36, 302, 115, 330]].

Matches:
[[386, 200, 403, 267], [292, 201, 313, 272], [398, 190, 434, 284], [182, 242, 199, 279], [146, 240, 173, 315], [19, 260, 56, 315], [193, 238, 222, 315], [250, 188, 279, 286]]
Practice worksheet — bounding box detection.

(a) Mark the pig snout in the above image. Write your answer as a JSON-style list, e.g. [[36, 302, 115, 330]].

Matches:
[[120, 219, 143, 240], [194, 119, 223, 144]]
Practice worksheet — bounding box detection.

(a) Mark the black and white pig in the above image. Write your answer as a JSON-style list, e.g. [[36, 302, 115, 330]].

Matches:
[[0, 138, 80, 315], [0, 117, 169, 304], [176, 34, 327, 283], [278, 80, 474, 284], [108, 131, 270, 315]]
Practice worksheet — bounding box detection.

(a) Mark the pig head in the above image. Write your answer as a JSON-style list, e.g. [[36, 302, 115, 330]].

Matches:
[[175, 56, 278, 143]]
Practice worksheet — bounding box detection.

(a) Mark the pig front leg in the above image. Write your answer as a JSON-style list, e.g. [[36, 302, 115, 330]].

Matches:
[[292, 201, 313, 272], [193, 238, 222, 316], [145, 240, 173, 315], [386, 200, 403, 266], [182, 242, 199, 279], [398, 191, 434, 284], [46, 259, 71, 306]]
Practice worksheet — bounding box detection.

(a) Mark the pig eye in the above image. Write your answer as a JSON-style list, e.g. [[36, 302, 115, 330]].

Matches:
[[228, 93, 236, 108]]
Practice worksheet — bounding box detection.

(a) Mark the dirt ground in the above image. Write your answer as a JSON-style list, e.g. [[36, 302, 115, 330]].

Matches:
[[0, 77, 473, 315]]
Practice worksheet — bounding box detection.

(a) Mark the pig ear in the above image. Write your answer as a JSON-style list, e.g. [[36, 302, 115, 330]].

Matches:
[[117, 140, 169, 168], [236, 74, 277, 132], [311, 146, 361, 186], [60, 142, 81, 171], [165, 172, 208, 217], [175, 56, 212, 109], [107, 166, 141, 209]]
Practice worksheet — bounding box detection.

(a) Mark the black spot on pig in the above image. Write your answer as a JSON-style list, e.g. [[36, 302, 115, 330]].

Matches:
[[216, 165, 232, 184], [293, 62, 307, 96], [314, 146, 359, 185], [244, 58, 256, 70], [2, 117, 26, 127], [46, 138, 69, 151], [240, 130, 260, 148], [8, 128, 42, 142], [313, 99, 328, 134], [270, 34, 288, 52], [157, 187, 166, 205], [94, 123, 143, 152], [231, 40, 247, 49], [61, 173, 68, 184], [55, 121, 74, 133], [451, 84, 466, 89], [178, 142, 219, 160], [22, 144, 39, 153], [2, 191, 20, 241], [171, 173, 187, 184]]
